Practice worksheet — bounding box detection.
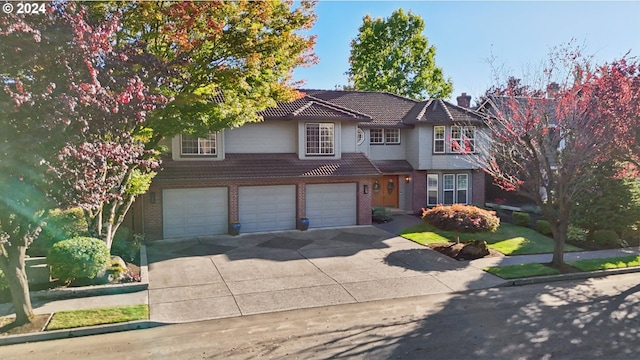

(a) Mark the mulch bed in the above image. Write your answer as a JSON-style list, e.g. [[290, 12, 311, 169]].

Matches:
[[428, 242, 504, 261], [0, 314, 51, 336]]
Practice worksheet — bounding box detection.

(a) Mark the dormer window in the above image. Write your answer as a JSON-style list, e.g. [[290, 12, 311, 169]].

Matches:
[[181, 133, 217, 155], [370, 128, 400, 145], [305, 123, 334, 155]]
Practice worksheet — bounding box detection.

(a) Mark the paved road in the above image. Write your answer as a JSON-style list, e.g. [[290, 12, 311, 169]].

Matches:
[[2, 273, 639, 359]]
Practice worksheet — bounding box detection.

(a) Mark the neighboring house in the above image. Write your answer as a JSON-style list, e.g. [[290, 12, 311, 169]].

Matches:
[[131, 90, 489, 240]]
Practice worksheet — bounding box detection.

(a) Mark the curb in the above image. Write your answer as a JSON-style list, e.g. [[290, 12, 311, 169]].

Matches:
[[502, 265, 640, 287], [0, 320, 165, 346]]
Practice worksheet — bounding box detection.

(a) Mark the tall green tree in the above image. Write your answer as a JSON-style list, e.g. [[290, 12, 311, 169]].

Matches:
[[95, 0, 318, 144], [347, 8, 453, 100]]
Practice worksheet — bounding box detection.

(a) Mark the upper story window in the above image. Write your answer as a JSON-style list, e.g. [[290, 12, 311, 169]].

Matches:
[[370, 128, 400, 145], [306, 123, 334, 155], [437, 125, 475, 154], [434, 126, 445, 153], [181, 133, 217, 155], [356, 128, 365, 145]]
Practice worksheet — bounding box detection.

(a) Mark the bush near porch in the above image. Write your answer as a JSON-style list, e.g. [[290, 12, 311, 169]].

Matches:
[[400, 222, 583, 255]]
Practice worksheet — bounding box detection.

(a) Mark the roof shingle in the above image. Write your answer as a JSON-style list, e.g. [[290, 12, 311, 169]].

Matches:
[[156, 153, 381, 182]]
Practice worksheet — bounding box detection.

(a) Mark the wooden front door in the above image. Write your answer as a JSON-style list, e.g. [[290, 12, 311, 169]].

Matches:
[[371, 175, 399, 208]]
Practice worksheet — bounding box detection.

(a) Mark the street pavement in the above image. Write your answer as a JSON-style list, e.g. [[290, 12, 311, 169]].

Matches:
[[1, 214, 640, 345]]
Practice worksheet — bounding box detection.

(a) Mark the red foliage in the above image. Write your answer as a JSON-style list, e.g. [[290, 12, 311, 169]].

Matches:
[[422, 204, 500, 235]]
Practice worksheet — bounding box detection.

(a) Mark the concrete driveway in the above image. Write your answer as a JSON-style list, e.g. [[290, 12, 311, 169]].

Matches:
[[146, 225, 504, 323]]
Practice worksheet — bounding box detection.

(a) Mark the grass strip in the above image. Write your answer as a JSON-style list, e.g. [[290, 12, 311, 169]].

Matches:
[[400, 222, 583, 255], [484, 263, 560, 279], [46, 304, 148, 331], [568, 255, 640, 272]]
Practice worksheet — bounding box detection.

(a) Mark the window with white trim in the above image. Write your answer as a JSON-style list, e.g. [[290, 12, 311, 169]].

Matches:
[[434, 126, 445, 153], [356, 128, 365, 145], [463, 127, 475, 152], [443, 174, 455, 205], [385, 129, 400, 144], [306, 123, 334, 155], [450, 126, 462, 152], [427, 174, 439, 206], [450, 126, 475, 153], [370, 129, 384, 144], [456, 174, 468, 204], [370, 128, 400, 144], [181, 133, 216, 155]]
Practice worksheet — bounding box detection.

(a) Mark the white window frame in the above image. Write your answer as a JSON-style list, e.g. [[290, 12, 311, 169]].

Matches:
[[385, 129, 400, 144], [427, 174, 439, 206], [450, 126, 462, 153], [463, 126, 475, 153], [305, 123, 335, 156], [370, 129, 384, 144], [356, 128, 365, 145], [434, 126, 445, 153], [456, 174, 469, 204], [443, 174, 455, 205], [181, 133, 217, 156]]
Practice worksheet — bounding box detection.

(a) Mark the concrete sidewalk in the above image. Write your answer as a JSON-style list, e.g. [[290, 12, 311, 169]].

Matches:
[[2, 214, 640, 344]]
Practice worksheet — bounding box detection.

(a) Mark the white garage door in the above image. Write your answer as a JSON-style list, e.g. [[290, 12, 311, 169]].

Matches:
[[163, 188, 228, 238], [239, 185, 296, 232], [306, 183, 357, 228]]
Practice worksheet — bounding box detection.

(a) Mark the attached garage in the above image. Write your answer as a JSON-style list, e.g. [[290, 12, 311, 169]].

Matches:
[[306, 183, 357, 228], [163, 188, 228, 239], [239, 185, 296, 232]]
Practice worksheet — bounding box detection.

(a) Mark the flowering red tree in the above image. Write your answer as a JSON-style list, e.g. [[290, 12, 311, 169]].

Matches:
[[0, 3, 165, 324], [476, 49, 640, 268]]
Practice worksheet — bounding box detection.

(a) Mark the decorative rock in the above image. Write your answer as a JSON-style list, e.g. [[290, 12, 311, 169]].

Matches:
[[457, 240, 489, 260]]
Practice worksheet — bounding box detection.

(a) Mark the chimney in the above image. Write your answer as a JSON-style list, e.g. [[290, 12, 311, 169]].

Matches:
[[456, 92, 471, 108], [547, 82, 560, 98]]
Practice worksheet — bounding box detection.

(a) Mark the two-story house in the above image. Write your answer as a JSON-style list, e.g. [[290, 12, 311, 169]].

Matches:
[[134, 90, 488, 240]]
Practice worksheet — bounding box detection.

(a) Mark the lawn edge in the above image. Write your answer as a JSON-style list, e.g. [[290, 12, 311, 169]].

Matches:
[[498, 265, 640, 287]]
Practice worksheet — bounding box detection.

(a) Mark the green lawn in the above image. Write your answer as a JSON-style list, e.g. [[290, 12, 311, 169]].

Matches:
[[568, 255, 640, 272], [400, 222, 583, 255], [46, 304, 148, 331], [484, 263, 560, 279]]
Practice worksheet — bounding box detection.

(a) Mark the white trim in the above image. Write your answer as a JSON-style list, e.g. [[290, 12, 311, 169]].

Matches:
[[427, 174, 439, 206], [181, 133, 217, 156], [356, 128, 365, 145], [443, 174, 455, 205], [385, 128, 401, 144], [305, 122, 335, 156], [456, 174, 469, 204], [433, 126, 445, 153]]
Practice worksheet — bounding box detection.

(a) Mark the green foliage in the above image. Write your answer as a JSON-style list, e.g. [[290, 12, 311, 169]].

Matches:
[[567, 225, 588, 243], [535, 220, 552, 236], [592, 229, 620, 248], [29, 208, 88, 256], [371, 207, 393, 223], [347, 8, 453, 100], [48, 237, 110, 282], [512, 211, 531, 227], [111, 227, 144, 262], [99, 0, 318, 141], [422, 204, 499, 242], [0, 269, 7, 292], [572, 162, 640, 234]]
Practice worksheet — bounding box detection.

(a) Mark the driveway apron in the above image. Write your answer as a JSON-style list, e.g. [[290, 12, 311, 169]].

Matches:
[[146, 224, 505, 323]]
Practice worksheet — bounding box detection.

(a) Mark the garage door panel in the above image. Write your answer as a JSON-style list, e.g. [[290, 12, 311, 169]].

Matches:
[[163, 188, 228, 238], [239, 185, 296, 233], [306, 183, 357, 228]]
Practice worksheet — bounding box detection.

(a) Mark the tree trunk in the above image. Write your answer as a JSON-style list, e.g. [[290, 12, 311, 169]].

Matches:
[[550, 220, 568, 268], [0, 244, 34, 324]]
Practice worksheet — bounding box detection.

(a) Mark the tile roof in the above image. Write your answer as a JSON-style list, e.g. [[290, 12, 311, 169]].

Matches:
[[372, 160, 414, 174], [404, 99, 486, 125], [481, 95, 558, 124], [259, 95, 372, 122], [155, 153, 381, 182], [302, 89, 417, 128]]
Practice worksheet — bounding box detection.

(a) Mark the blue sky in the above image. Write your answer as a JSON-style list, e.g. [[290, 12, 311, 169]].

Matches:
[[293, 1, 640, 102]]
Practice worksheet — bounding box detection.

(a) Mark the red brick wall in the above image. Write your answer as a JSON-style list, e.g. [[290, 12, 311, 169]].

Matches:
[[472, 170, 486, 206], [357, 179, 373, 225], [411, 170, 427, 214]]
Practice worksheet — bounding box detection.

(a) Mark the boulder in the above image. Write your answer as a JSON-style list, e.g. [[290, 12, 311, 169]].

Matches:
[[457, 240, 489, 260]]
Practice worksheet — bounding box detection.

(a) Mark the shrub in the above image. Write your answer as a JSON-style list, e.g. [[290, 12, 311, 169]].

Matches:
[[535, 220, 553, 236], [422, 204, 500, 243], [0, 269, 8, 292], [592, 229, 620, 248], [372, 207, 392, 223], [622, 227, 640, 246], [567, 225, 587, 243], [48, 237, 110, 282], [512, 211, 531, 227], [111, 228, 144, 262], [29, 208, 88, 257]]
